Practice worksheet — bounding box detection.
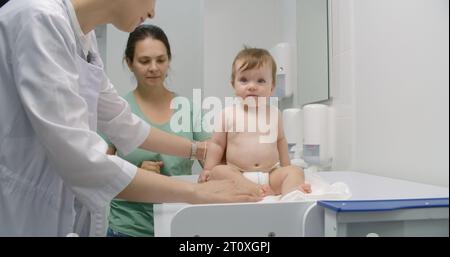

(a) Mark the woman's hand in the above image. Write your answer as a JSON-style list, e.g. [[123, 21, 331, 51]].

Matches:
[[141, 161, 163, 174]]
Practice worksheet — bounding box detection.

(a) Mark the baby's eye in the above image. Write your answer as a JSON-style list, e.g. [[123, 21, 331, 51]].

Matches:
[[239, 77, 248, 83], [258, 79, 266, 84]]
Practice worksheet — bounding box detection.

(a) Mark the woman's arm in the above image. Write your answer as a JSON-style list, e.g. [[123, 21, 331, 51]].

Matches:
[[139, 128, 206, 161]]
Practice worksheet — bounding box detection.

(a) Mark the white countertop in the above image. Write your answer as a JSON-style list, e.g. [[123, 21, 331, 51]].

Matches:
[[153, 171, 448, 236]]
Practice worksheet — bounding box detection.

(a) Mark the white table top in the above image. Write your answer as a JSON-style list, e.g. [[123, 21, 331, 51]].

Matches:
[[153, 171, 448, 236], [169, 171, 448, 202], [155, 171, 448, 213], [319, 171, 448, 200]]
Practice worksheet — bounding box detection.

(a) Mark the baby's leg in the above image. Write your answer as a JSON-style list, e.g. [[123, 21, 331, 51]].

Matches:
[[269, 165, 311, 196], [209, 165, 264, 197]]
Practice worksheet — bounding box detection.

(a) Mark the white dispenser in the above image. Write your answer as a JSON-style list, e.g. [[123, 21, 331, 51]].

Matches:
[[282, 108, 307, 168], [282, 108, 302, 154], [270, 43, 293, 98], [302, 104, 331, 169]]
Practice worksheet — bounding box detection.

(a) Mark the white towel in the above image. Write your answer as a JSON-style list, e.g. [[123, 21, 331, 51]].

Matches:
[[259, 170, 352, 203]]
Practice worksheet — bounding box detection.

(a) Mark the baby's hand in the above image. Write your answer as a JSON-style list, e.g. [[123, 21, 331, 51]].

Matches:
[[198, 169, 211, 183], [299, 183, 312, 194]]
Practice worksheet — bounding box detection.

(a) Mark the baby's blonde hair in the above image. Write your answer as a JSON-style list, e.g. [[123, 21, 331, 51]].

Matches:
[[231, 47, 277, 87]]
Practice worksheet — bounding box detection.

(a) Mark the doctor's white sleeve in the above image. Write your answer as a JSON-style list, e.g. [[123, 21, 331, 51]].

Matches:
[[11, 12, 147, 211], [96, 77, 150, 155], [86, 31, 150, 155]]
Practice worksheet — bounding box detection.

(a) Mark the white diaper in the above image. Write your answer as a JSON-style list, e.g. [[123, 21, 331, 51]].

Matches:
[[259, 169, 352, 203], [242, 171, 270, 185]]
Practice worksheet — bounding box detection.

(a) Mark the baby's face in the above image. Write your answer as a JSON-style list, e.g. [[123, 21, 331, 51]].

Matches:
[[233, 61, 274, 104]]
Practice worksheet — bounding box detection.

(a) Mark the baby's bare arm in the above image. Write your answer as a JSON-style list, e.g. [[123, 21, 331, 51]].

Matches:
[[199, 134, 227, 182], [199, 112, 228, 182], [204, 132, 227, 170], [278, 137, 290, 167], [207, 111, 228, 167]]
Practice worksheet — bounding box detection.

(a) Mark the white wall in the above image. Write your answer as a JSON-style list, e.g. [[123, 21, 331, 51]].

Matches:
[[280, 0, 298, 110], [330, 0, 449, 186], [104, 0, 204, 97], [329, 0, 356, 173]]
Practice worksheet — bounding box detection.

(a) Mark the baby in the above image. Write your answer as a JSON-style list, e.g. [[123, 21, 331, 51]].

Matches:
[[198, 47, 311, 197]]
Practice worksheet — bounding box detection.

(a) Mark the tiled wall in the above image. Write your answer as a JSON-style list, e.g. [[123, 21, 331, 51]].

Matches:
[[329, 0, 355, 171], [329, 0, 449, 186]]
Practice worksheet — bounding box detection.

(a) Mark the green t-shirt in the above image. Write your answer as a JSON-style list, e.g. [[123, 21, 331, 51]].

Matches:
[[104, 92, 210, 237]]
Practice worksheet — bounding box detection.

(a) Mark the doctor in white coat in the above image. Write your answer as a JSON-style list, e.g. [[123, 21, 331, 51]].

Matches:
[[0, 0, 260, 236]]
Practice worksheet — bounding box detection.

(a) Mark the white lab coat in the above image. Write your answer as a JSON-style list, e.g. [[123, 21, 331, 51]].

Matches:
[[0, 0, 150, 236]]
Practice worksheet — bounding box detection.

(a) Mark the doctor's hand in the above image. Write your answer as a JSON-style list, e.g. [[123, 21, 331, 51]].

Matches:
[[141, 161, 163, 174], [191, 179, 263, 204]]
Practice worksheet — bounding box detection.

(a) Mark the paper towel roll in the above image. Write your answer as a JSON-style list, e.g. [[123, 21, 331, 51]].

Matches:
[[282, 108, 302, 145]]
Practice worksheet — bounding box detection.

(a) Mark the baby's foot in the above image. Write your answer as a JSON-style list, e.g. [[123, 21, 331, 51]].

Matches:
[[261, 184, 275, 196], [299, 183, 312, 193]]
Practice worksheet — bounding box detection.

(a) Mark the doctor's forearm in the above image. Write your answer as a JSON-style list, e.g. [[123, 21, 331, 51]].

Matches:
[[117, 168, 196, 203], [139, 128, 192, 158]]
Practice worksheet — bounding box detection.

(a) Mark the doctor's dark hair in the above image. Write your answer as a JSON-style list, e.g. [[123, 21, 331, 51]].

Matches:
[[124, 24, 172, 63]]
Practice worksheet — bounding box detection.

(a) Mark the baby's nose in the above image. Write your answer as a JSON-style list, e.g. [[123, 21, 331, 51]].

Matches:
[[247, 83, 257, 91]]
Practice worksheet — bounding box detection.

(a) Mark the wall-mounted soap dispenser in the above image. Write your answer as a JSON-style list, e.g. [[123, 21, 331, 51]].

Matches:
[[283, 108, 307, 169], [302, 104, 332, 170], [270, 43, 293, 98]]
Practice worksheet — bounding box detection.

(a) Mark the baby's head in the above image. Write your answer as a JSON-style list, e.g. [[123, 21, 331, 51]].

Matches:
[[230, 47, 277, 103]]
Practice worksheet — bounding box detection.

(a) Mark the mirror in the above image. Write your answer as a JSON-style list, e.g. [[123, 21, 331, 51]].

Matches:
[[296, 0, 330, 106], [97, 0, 330, 107]]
